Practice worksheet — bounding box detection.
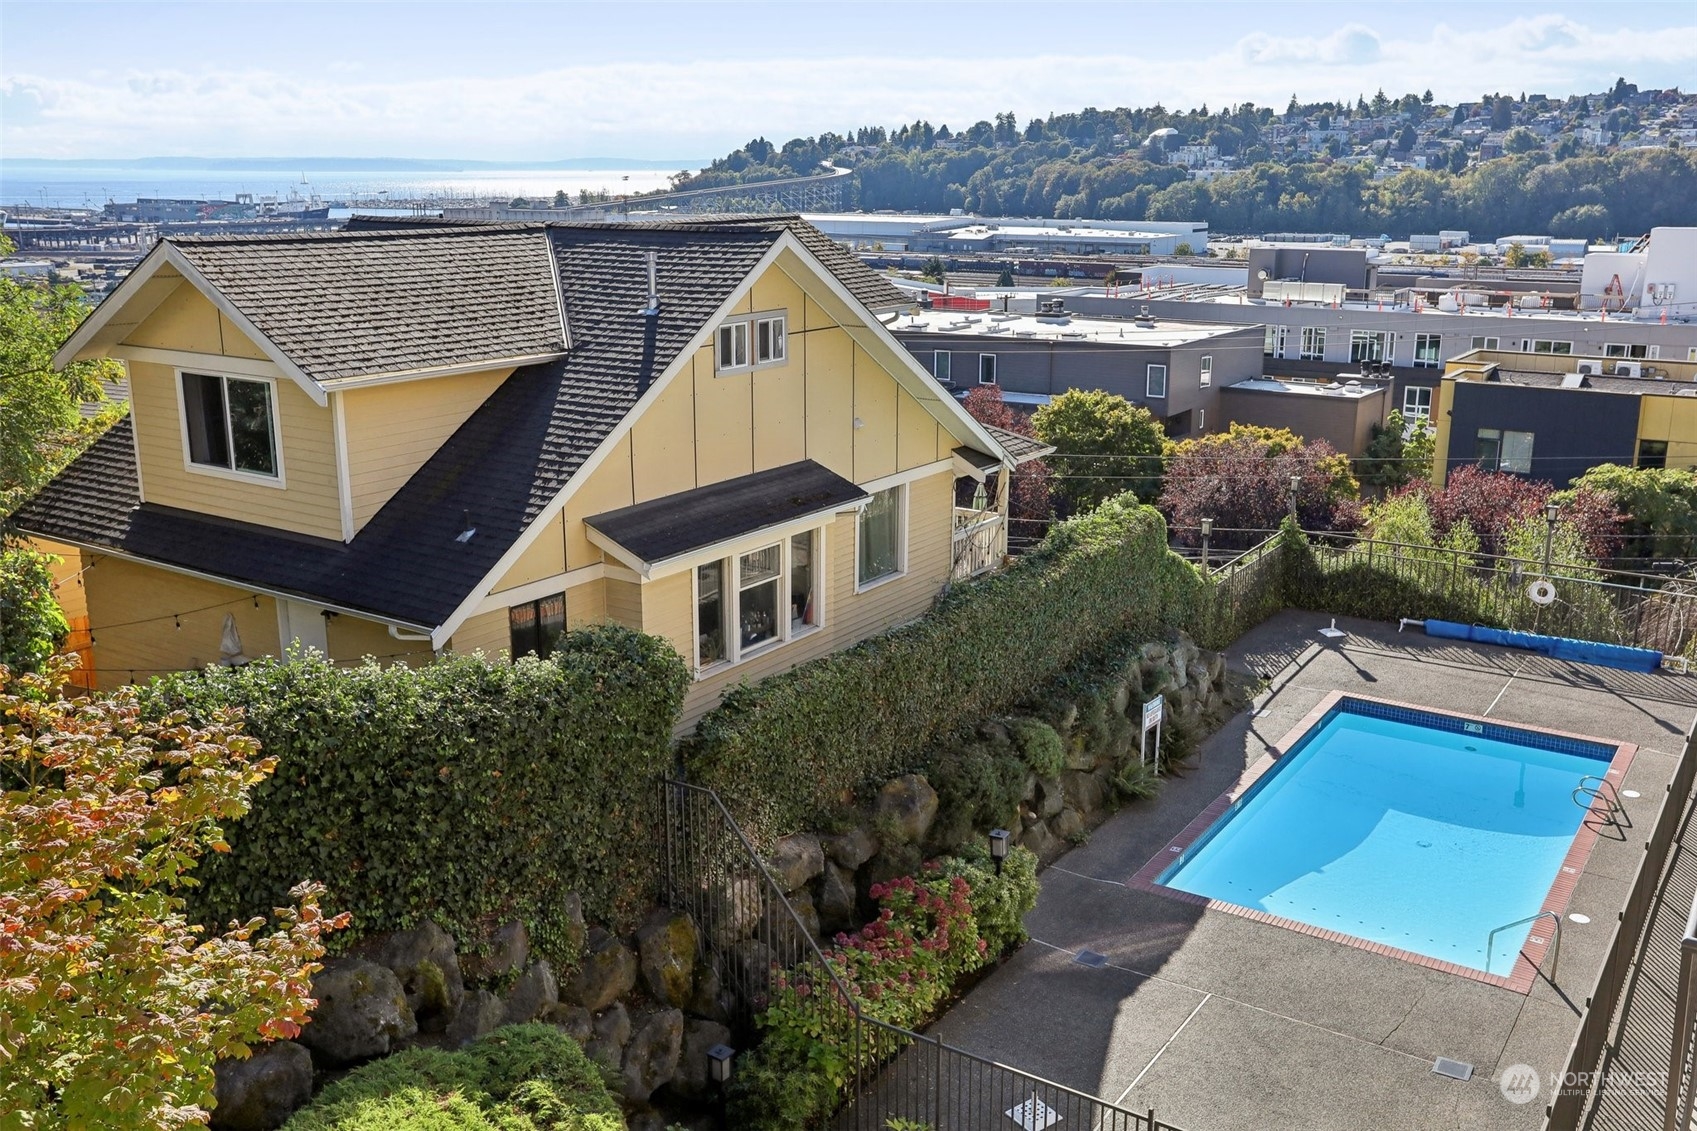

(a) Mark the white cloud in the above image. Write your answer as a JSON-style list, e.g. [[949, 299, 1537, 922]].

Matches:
[[3, 15, 1695, 160]]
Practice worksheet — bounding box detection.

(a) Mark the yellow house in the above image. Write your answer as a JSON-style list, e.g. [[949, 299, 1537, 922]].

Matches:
[[15, 217, 1044, 726]]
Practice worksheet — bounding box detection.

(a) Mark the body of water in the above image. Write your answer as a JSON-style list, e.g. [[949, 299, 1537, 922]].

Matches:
[[0, 164, 688, 209]]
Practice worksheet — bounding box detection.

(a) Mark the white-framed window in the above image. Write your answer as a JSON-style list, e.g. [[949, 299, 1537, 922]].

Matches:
[[1403, 385, 1432, 419], [716, 321, 749, 371], [856, 485, 906, 589], [978, 354, 998, 385], [715, 310, 788, 374], [1350, 330, 1393, 364], [1200, 354, 1213, 387], [178, 371, 283, 484], [1476, 428, 1534, 474], [509, 592, 565, 659], [933, 351, 953, 384], [1264, 326, 1286, 358], [1606, 343, 1658, 359], [1413, 333, 1441, 368], [756, 315, 786, 363], [1470, 335, 1500, 351], [1146, 364, 1168, 398], [1300, 326, 1326, 360], [695, 528, 822, 674], [1526, 339, 1572, 355]]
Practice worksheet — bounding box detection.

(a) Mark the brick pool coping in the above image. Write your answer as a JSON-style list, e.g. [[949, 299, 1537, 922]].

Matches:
[[1126, 689, 1639, 995]]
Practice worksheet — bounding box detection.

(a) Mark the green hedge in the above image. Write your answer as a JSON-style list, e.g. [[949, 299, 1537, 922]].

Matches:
[[282, 1024, 623, 1130], [685, 496, 1205, 836], [141, 626, 688, 963]]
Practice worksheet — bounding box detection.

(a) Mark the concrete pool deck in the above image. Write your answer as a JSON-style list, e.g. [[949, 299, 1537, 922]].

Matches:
[[927, 611, 1697, 1131]]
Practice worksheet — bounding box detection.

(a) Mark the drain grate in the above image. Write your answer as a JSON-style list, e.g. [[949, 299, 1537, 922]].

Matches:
[[1073, 949, 1108, 968], [1432, 1057, 1474, 1081]]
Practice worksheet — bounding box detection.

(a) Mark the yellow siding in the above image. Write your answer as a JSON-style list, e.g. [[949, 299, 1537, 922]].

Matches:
[[219, 313, 270, 361], [340, 369, 509, 530], [897, 386, 942, 471], [34, 539, 89, 623], [641, 571, 693, 645], [852, 344, 898, 482], [328, 613, 433, 667], [804, 329, 856, 478], [569, 580, 607, 626], [82, 557, 282, 690], [495, 516, 568, 593], [753, 363, 807, 470], [1639, 396, 1697, 469], [693, 350, 755, 485], [606, 579, 643, 629], [449, 608, 510, 658], [565, 435, 634, 569], [630, 357, 699, 502], [121, 280, 222, 352]]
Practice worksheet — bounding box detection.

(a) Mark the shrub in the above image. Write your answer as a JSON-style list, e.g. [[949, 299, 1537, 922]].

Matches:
[[937, 845, 1039, 956], [0, 543, 68, 676], [282, 1024, 623, 1130], [925, 743, 1025, 853], [733, 862, 1019, 1130], [2, 660, 340, 1130], [1009, 717, 1064, 777], [139, 626, 689, 963], [687, 496, 1204, 837]]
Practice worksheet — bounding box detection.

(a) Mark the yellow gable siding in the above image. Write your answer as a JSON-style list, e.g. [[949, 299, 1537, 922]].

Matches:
[[119, 284, 341, 540], [327, 612, 433, 667], [340, 369, 510, 530], [126, 358, 342, 540]]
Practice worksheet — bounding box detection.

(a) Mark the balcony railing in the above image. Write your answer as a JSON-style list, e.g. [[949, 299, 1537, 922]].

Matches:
[[952, 507, 1003, 579]]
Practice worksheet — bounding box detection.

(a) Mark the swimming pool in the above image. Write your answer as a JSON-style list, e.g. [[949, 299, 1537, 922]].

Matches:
[[1153, 696, 1627, 980]]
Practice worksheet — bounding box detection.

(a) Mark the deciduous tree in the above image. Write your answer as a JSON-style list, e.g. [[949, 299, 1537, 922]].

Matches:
[[1160, 424, 1359, 550], [0, 236, 125, 515], [1031, 389, 1165, 513], [0, 660, 344, 1129]]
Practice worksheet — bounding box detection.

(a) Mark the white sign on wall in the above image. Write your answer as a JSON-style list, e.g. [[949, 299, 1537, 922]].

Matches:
[[1140, 694, 1164, 773]]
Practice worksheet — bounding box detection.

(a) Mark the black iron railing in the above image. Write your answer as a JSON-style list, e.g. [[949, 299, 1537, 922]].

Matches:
[[659, 778, 1185, 1131]]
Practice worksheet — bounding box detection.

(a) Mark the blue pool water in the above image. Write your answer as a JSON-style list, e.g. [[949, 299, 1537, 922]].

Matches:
[[1158, 701, 1616, 976]]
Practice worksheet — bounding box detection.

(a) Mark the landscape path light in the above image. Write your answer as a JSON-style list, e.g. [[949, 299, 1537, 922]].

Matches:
[[989, 828, 1011, 875], [1200, 517, 1213, 570]]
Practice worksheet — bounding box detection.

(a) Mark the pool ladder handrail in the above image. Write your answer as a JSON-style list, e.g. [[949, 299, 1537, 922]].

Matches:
[[1572, 775, 1630, 828], [1487, 910, 1561, 983]]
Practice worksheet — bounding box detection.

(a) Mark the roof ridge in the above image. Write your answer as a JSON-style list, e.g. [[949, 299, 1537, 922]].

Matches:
[[169, 223, 545, 246]]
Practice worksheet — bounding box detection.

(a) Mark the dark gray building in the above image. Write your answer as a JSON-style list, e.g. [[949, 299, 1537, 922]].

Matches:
[[889, 303, 1262, 438]]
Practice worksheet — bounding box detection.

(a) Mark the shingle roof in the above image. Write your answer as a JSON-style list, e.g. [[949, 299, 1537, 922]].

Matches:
[[16, 223, 782, 630], [586, 460, 866, 569], [172, 226, 566, 383], [985, 425, 1054, 464]]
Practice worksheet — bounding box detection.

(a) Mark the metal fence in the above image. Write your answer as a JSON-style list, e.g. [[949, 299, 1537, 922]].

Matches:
[[1544, 719, 1697, 1130], [659, 778, 1185, 1131]]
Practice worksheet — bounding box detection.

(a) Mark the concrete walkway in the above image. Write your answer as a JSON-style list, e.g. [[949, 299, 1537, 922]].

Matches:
[[927, 611, 1697, 1131], [1581, 800, 1697, 1130]]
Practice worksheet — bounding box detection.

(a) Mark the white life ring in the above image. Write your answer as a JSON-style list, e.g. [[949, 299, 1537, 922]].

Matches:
[[1527, 579, 1557, 606]]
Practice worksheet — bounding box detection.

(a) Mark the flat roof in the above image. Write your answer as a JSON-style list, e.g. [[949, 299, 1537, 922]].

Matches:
[[1229, 377, 1387, 400], [892, 308, 1245, 347]]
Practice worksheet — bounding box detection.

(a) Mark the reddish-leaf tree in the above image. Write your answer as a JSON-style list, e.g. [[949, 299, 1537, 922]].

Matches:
[[1407, 466, 1621, 560], [0, 659, 345, 1129], [962, 386, 1052, 545], [1160, 424, 1361, 552]]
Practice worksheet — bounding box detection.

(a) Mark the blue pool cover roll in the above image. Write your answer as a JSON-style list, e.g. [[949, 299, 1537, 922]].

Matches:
[[1422, 619, 1662, 672]]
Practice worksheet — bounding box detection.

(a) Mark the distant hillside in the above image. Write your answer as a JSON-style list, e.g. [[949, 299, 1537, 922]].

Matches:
[[671, 81, 1697, 239]]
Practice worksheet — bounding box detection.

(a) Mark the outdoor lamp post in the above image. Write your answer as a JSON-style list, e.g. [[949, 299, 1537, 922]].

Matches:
[[1543, 501, 1561, 575], [989, 828, 1011, 875], [1288, 475, 1301, 521], [1200, 517, 1213, 570], [707, 1044, 735, 1128]]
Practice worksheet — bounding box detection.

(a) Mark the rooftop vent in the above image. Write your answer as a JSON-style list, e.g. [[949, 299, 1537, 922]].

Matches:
[[639, 251, 660, 316]]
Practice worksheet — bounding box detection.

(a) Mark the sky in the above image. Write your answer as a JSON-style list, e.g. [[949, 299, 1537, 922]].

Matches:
[[3, 0, 1696, 163]]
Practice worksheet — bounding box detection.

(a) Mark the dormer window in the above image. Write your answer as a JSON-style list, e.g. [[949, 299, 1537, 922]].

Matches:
[[179, 371, 281, 482]]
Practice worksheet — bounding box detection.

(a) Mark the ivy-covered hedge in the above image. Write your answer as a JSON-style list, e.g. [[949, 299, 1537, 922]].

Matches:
[[685, 496, 1206, 836], [140, 626, 688, 964]]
